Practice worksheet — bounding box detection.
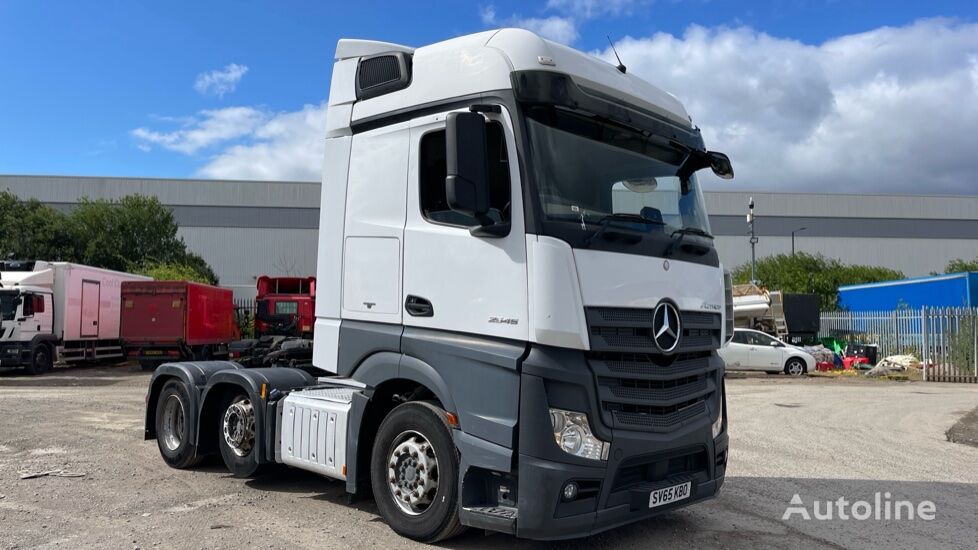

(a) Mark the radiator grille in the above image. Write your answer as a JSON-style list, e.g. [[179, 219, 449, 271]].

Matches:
[[586, 307, 721, 432], [585, 307, 721, 354]]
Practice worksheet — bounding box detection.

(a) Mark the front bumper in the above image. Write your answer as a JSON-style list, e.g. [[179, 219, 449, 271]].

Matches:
[[516, 432, 727, 540], [0, 342, 32, 366], [513, 345, 727, 540]]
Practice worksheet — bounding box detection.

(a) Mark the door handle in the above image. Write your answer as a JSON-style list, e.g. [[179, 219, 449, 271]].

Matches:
[[405, 295, 433, 317]]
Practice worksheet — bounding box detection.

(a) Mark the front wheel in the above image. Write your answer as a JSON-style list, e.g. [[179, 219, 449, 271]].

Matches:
[[26, 344, 53, 375], [784, 358, 807, 376], [370, 402, 466, 543]]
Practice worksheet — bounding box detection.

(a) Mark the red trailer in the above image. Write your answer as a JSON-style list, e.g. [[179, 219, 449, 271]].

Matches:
[[121, 281, 238, 370], [254, 276, 316, 338]]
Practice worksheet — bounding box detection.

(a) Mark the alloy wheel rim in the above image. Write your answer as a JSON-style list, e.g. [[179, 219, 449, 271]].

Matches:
[[161, 394, 185, 451], [387, 430, 439, 516]]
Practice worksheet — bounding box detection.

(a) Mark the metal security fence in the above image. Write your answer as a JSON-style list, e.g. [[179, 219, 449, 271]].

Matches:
[[233, 298, 257, 339], [819, 308, 978, 383]]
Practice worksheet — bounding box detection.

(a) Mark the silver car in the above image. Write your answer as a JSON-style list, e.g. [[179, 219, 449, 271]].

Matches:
[[720, 329, 816, 375]]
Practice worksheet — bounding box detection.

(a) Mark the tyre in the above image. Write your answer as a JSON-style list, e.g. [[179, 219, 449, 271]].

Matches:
[[217, 392, 264, 477], [784, 358, 807, 376], [370, 401, 466, 543], [155, 380, 200, 468], [26, 344, 53, 375]]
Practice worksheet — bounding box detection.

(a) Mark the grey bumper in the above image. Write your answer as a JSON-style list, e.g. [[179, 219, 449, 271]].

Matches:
[[514, 345, 727, 540]]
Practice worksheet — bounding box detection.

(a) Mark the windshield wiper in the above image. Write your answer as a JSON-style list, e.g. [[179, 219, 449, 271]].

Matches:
[[584, 213, 665, 247], [665, 227, 714, 257]]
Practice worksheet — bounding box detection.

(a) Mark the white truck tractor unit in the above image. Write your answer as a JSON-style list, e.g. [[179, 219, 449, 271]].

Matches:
[[0, 260, 151, 373], [144, 29, 736, 541]]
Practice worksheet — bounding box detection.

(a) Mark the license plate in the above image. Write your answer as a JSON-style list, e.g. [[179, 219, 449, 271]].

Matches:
[[144, 350, 163, 356], [649, 481, 691, 508]]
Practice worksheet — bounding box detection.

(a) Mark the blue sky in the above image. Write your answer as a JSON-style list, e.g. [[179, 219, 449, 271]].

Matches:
[[1, 1, 976, 192]]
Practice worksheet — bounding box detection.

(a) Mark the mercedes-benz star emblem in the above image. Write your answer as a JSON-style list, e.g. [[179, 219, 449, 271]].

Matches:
[[652, 302, 682, 353]]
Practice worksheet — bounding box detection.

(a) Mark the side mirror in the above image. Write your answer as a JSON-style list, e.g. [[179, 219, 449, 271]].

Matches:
[[445, 112, 490, 219], [708, 151, 734, 180]]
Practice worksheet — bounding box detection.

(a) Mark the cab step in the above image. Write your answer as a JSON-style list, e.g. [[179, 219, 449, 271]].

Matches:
[[461, 506, 517, 534]]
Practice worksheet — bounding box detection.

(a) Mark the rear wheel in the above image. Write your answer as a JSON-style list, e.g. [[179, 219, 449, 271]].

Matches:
[[218, 392, 265, 477], [370, 401, 465, 543], [26, 344, 52, 375], [155, 380, 200, 468], [784, 358, 807, 376]]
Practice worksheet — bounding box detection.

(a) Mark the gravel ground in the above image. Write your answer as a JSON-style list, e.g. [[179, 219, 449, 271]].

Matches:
[[2, 365, 978, 549]]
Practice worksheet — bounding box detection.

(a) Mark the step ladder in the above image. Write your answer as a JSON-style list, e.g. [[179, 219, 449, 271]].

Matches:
[[769, 291, 788, 339]]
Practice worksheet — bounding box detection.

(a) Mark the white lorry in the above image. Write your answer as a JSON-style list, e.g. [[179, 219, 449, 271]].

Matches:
[[0, 260, 151, 373], [144, 29, 735, 541]]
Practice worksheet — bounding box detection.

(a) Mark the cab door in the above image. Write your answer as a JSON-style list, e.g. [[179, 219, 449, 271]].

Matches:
[[401, 106, 528, 340]]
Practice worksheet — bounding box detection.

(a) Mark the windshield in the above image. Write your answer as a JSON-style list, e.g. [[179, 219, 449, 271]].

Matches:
[[524, 106, 711, 236], [0, 292, 17, 321]]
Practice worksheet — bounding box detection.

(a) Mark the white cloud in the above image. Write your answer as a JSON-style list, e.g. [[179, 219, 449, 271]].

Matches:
[[598, 18, 978, 194], [194, 63, 249, 98], [130, 103, 325, 181], [545, 0, 646, 19], [480, 5, 579, 44], [131, 106, 267, 154], [196, 103, 326, 181], [512, 16, 580, 45], [480, 0, 646, 44]]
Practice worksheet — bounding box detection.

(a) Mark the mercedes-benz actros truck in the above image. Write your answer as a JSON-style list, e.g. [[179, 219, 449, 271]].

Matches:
[[144, 28, 736, 542]]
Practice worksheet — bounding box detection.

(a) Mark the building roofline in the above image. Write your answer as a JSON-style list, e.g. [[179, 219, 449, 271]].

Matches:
[[0, 174, 320, 186]]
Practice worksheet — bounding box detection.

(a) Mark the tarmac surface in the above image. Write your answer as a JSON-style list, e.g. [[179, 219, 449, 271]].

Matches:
[[2, 365, 978, 549]]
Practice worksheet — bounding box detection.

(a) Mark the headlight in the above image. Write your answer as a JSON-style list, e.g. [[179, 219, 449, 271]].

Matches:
[[549, 408, 610, 461], [712, 402, 724, 438]]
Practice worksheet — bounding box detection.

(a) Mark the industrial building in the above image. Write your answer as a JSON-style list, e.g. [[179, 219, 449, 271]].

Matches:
[[3, 175, 977, 298]]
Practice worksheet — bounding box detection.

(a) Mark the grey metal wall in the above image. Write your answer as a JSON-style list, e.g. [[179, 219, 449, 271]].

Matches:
[[3, 175, 977, 294]]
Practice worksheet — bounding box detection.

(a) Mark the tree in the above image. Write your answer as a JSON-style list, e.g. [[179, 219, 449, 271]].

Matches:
[[0, 191, 80, 261], [0, 191, 217, 284], [135, 260, 216, 284], [71, 195, 188, 272], [731, 252, 904, 310], [944, 258, 978, 274]]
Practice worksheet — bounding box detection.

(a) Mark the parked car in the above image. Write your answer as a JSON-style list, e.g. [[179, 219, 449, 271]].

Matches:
[[720, 328, 815, 375]]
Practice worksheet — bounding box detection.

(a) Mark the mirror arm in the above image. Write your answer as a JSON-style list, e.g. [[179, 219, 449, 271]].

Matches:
[[470, 222, 510, 238]]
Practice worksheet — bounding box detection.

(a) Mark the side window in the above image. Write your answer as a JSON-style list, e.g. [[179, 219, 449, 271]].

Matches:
[[731, 331, 747, 344], [33, 295, 45, 314], [23, 294, 35, 317], [419, 122, 511, 227]]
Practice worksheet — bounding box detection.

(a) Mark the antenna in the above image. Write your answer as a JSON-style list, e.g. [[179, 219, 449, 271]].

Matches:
[[607, 35, 627, 74]]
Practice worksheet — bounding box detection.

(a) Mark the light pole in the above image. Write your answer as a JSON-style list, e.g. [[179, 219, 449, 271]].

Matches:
[[748, 197, 758, 284], [791, 227, 807, 256], [791, 227, 808, 256]]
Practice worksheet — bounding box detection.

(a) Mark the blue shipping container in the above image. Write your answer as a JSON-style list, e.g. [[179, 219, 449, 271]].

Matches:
[[838, 272, 978, 310]]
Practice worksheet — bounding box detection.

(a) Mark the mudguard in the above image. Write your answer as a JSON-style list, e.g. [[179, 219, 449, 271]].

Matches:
[[144, 361, 244, 440], [196, 367, 316, 463]]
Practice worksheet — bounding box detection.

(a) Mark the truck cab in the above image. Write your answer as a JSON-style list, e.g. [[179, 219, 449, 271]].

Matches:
[[254, 275, 316, 338], [146, 29, 735, 542], [0, 262, 56, 373]]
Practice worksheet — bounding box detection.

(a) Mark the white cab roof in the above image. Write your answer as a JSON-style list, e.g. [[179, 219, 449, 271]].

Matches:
[[342, 29, 692, 128]]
